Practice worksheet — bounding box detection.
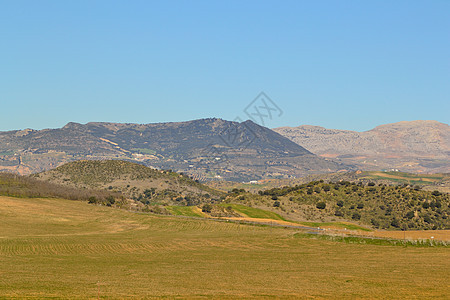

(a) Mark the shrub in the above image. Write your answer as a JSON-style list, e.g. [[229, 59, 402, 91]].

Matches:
[[391, 218, 400, 228], [202, 204, 212, 213], [352, 212, 361, 220], [431, 190, 441, 196], [371, 218, 380, 227], [406, 211, 415, 219], [316, 202, 326, 209], [106, 196, 115, 205], [273, 201, 281, 207]]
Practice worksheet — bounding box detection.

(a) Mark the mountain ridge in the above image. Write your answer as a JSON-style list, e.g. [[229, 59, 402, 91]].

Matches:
[[0, 118, 346, 180], [274, 120, 450, 173]]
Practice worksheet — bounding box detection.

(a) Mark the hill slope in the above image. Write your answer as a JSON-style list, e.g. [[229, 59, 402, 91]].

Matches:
[[274, 120, 450, 173], [221, 180, 450, 230], [0, 118, 349, 181], [33, 160, 223, 207]]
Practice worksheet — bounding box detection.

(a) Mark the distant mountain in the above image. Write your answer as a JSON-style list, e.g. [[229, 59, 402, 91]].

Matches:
[[274, 120, 450, 173], [0, 118, 349, 181]]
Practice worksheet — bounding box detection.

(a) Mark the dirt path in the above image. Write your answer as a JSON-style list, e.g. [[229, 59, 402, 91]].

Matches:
[[224, 217, 300, 227], [220, 215, 450, 241]]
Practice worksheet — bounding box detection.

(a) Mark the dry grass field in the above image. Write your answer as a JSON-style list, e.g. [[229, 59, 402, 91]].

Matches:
[[0, 196, 449, 299]]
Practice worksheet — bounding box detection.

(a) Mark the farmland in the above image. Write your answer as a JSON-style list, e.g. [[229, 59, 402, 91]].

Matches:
[[0, 195, 449, 298]]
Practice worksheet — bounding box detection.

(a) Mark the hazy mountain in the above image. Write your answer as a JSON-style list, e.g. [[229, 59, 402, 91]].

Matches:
[[0, 118, 349, 181], [274, 120, 450, 173]]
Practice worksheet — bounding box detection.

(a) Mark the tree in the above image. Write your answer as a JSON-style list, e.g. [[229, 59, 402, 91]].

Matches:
[[273, 201, 281, 207]]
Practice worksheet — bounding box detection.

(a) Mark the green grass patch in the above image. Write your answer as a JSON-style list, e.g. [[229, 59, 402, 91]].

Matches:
[[294, 232, 449, 247], [363, 171, 445, 185], [0, 151, 14, 156], [298, 221, 372, 232], [222, 204, 286, 221], [166, 205, 204, 217], [132, 148, 157, 155]]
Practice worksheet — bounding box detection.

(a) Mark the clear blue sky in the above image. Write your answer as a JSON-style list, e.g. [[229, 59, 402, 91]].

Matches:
[[1, 0, 449, 132]]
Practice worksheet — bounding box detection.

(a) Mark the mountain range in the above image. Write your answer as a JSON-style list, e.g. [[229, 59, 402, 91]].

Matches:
[[0, 118, 346, 181], [1, 119, 447, 180], [274, 120, 450, 174]]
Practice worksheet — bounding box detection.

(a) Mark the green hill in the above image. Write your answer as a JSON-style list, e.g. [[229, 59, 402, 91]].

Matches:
[[33, 160, 224, 208], [220, 181, 450, 230]]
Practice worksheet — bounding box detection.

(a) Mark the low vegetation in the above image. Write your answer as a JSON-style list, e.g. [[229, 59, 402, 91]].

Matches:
[[221, 181, 449, 230], [0, 196, 448, 298], [0, 172, 120, 204], [13, 160, 449, 231]]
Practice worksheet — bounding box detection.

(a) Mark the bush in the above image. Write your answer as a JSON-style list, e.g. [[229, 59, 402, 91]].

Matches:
[[202, 204, 212, 213], [431, 190, 441, 196], [273, 201, 281, 207], [316, 202, 326, 209], [352, 212, 361, 220], [406, 211, 415, 219], [336, 200, 344, 207], [391, 218, 400, 228], [334, 210, 343, 217], [371, 218, 380, 227], [106, 196, 115, 205]]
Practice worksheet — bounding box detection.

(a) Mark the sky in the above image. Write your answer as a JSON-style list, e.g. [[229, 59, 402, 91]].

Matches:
[[1, 0, 449, 132]]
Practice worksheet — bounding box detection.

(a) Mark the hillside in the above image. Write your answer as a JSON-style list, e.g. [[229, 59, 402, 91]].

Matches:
[[0, 118, 349, 181], [0, 172, 119, 203], [274, 120, 450, 173], [31, 160, 450, 230], [33, 160, 223, 208], [218, 180, 450, 231], [207, 171, 450, 194]]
